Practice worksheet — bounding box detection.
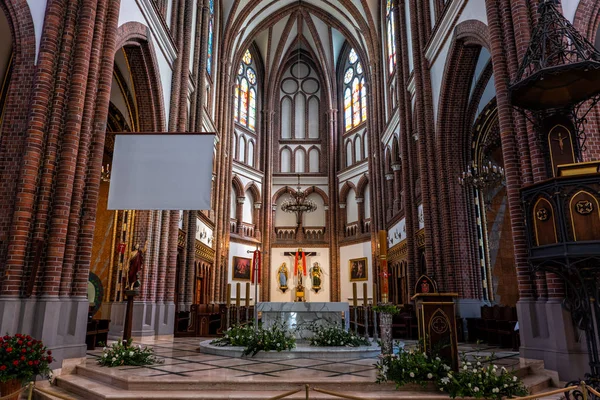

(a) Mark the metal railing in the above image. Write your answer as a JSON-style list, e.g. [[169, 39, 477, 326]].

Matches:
[[264, 381, 599, 400]]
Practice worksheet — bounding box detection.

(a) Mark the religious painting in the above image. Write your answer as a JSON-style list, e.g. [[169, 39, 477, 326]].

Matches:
[[232, 256, 252, 281], [349, 257, 368, 281]]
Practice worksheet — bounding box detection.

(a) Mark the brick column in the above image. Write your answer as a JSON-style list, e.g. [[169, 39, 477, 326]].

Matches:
[[327, 109, 340, 301], [236, 197, 245, 235], [385, 173, 394, 218], [62, 0, 111, 297], [392, 163, 402, 212], [253, 203, 262, 238], [394, 0, 418, 295]]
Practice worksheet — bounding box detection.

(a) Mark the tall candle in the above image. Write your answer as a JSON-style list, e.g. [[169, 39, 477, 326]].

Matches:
[[245, 282, 250, 306], [235, 282, 241, 307], [352, 283, 357, 307], [373, 283, 378, 305], [363, 282, 368, 306], [226, 284, 231, 306]]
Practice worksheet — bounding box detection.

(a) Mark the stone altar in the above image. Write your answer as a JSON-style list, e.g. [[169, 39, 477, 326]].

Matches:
[[257, 302, 350, 339]]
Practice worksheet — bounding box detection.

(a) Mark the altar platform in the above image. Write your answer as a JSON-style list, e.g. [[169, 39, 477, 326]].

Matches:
[[257, 302, 350, 338], [34, 337, 542, 400]]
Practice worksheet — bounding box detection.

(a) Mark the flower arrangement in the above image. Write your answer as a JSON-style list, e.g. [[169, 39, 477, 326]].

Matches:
[[306, 323, 371, 347], [376, 349, 450, 387], [376, 345, 528, 399], [211, 322, 296, 356], [372, 304, 400, 315], [97, 339, 162, 367], [440, 355, 527, 399], [0, 333, 53, 384]]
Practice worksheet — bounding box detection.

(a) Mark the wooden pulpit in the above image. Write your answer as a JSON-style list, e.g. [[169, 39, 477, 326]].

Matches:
[[411, 275, 459, 371]]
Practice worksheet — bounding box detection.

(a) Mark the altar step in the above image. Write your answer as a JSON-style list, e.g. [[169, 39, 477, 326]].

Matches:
[[34, 362, 563, 400]]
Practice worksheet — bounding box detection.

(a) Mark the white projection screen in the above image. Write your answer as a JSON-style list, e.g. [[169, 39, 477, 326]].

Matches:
[[107, 133, 215, 210]]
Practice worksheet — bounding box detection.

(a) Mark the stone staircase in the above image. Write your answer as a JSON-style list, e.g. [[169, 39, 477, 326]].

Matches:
[[33, 360, 567, 400]]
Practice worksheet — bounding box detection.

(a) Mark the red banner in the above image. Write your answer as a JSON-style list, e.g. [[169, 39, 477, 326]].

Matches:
[[251, 250, 261, 284]]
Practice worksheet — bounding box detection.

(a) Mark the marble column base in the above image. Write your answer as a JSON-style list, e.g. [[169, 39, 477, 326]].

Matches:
[[517, 299, 588, 381], [0, 296, 88, 369], [108, 301, 175, 339]]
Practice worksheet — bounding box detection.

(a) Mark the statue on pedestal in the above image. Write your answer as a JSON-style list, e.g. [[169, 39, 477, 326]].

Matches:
[[125, 241, 147, 291], [310, 262, 322, 293], [277, 262, 289, 292]]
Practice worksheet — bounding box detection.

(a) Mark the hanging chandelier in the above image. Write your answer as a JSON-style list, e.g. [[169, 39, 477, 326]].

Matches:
[[458, 160, 505, 192], [281, 175, 317, 215]]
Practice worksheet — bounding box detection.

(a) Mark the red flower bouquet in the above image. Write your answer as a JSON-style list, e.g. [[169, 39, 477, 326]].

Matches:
[[0, 334, 53, 399]]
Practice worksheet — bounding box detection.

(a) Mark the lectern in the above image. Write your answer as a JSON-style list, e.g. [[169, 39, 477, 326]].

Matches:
[[411, 275, 459, 371]]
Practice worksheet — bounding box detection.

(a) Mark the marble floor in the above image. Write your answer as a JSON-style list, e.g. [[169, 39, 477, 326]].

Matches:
[[85, 337, 520, 381]]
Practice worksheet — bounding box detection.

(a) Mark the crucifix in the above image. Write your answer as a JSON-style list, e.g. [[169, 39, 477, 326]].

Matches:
[[283, 249, 317, 302]]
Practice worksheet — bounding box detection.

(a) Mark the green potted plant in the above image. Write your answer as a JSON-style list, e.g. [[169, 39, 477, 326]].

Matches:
[[0, 334, 53, 400]]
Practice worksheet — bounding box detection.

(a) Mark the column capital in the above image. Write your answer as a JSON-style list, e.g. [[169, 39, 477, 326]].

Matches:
[[356, 197, 364, 203], [339, 203, 347, 209], [385, 173, 394, 181], [254, 202, 262, 209], [237, 197, 245, 204], [391, 163, 402, 171]]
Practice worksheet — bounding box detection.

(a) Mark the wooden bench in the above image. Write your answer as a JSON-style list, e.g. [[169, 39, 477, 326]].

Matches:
[[86, 318, 110, 350]]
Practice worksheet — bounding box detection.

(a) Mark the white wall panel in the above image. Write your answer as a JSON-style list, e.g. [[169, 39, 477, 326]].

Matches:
[[270, 248, 330, 302], [339, 242, 373, 304]]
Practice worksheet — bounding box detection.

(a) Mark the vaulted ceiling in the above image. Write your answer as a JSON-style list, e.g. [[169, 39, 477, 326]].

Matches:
[[221, 0, 382, 84]]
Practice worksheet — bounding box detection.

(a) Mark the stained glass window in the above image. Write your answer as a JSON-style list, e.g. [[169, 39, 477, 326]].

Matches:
[[343, 48, 367, 131], [240, 78, 249, 126], [361, 78, 367, 122], [233, 49, 258, 132], [349, 48, 358, 64], [247, 68, 256, 85], [344, 68, 354, 84], [243, 49, 252, 65], [344, 88, 352, 131], [249, 88, 256, 131], [386, 0, 397, 74], [207, 0, 214, 75]]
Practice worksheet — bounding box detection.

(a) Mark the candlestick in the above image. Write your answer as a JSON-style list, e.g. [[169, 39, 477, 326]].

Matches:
[[226, 284, 231, 306], [245, 282, 250, 306], [373, 283, 378, 305], [352, 283, 357, 307], [363, 282, 368, 306], [236, 283, 241, 307]]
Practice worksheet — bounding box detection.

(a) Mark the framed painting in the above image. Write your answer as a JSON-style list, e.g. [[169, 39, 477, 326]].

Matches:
[[232, 256, 252, 281], [349, 257, 368, 281]]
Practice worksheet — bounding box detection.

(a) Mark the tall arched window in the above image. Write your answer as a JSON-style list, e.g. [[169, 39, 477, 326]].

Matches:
[[343, 48, 367, 132], [207, 0, 215, 75], [234, 49, 258, 131], [386, 0, 397, 74]]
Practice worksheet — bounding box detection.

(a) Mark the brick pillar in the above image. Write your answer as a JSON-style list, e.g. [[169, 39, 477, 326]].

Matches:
[[62, 0, 111, 297], [394, 0, 418, 296], [76, 0, 121, 300], [327, 109, 340, 301], [253, 203, 262, 238], [385, 173, 394, 218], [167, 211, 180, 303], [236, 197, 245, 235], [408, 0, 436, 279], [392, 163, 402, 212]]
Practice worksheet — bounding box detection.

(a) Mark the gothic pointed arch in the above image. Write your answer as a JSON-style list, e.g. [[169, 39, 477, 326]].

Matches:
[[339, 181, 357, 203], [232, 175, 244, 198], [356, 174, 369, 198]]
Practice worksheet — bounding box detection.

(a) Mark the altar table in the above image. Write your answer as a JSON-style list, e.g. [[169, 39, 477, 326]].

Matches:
[[257, 302, 350, 339]]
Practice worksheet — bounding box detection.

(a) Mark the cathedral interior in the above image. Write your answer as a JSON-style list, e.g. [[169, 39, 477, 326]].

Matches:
[[1, 0, 600, 397]]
